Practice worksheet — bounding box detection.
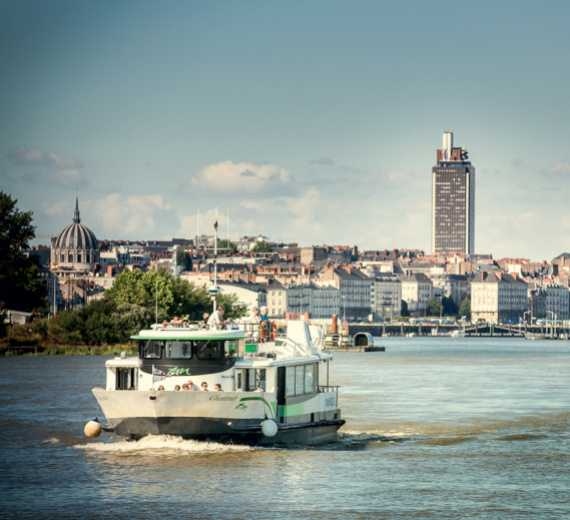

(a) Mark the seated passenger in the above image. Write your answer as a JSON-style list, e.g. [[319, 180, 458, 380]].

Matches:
[[171, 316, 181, 327], [146, 344, 161, 358], [182, 384, 190, 391], [187, 380, 199, 391], [201, 382, 209, 391], [201, 313, 209, 329], [171, 341, 191, 358], [179, 343, 191, 358], [158, 385, 165, 391], [214, 383, 222, 391]]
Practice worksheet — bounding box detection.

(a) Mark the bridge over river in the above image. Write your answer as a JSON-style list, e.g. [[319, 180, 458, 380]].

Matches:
[[346, 322, 570, 339]]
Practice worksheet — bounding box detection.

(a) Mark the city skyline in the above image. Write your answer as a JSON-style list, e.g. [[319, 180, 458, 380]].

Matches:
[[2, 1, 570, 262]]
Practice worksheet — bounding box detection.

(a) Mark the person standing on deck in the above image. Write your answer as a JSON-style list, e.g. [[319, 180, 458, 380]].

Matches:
[[207, 306, 225, 330]]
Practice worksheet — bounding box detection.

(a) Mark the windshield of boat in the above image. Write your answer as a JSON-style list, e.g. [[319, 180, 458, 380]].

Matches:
[[141, 339, 241, 360]]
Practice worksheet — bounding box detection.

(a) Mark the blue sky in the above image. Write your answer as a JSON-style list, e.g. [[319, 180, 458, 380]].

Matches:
[[2, 0, 569, 262]]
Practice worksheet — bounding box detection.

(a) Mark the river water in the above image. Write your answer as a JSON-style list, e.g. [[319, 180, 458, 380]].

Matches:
[[1, 337, 568, 520]]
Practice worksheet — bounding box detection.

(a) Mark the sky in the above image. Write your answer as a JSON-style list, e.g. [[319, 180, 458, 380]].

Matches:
[[1, 0, 570, 262]]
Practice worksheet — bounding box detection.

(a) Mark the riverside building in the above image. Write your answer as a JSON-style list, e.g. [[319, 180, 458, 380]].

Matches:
[[432, 131, 475, 255]]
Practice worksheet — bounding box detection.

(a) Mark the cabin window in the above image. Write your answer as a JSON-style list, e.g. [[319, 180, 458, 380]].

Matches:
[[235, 368, 266, 391], [295, 365, 304, 395], [224, 339, 241, 359], [285, 363, 318, 397], [142, 340, 163, 359], [166, 340, 193, 359], [117, 367, 136, 390], [196, 340, 223, 360], [248, 369, 266, 391], [304, 363, 317, 394]]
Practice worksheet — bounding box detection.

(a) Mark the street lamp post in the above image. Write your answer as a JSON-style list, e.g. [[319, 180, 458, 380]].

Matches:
[[546, 310, 557, 338]]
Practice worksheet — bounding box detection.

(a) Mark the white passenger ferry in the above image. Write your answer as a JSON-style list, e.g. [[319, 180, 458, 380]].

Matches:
[[91, 319, 345, 445]]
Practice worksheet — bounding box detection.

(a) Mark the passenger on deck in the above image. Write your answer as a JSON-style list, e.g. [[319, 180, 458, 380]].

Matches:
[[248, 307, 262, 338], [201, 313, 210, 329], [174, 385, 181, 391], [260, 307, 269, 321], [251, 307, 261, 324], [225, 318, 238, 330], [187, 380, 198, 391], [182, 384, 190, 391], [214, 384, 222, 391], [171, 316, 182, 327], [207, 306, 225, 330], [201, 382, 209, 391], [158, 385, 165, 391]]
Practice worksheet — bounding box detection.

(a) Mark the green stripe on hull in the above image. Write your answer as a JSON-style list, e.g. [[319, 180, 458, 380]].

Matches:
[[237, 396, 276, 418], [280, 403, 304, 417]]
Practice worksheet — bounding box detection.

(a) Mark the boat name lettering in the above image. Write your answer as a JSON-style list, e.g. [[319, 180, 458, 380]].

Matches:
[[209, 395, 238, 402], [167, 367, 192, 376]]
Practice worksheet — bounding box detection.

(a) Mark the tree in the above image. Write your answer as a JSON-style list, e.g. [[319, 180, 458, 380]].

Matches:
[[217, 292, 248, 320], [442, 296, 458, 316], [50, 296, 154, 345], [251, 240, 272, 253], [0, 192, 46, 311], [428, 297, 442, 316], [175, 249, 193, 271], [459, 295, 471, 319], [217, 239, 237, 255], [107, 269, 175, 320], [400, 299, 410, 317]]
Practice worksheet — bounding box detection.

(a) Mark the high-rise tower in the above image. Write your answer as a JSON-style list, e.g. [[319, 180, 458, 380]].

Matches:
[[431, 131, 475, 255]]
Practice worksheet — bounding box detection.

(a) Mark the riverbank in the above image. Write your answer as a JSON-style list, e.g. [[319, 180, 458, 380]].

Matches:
[[1, 344, 137, 357], [0, 320, 137, 356]]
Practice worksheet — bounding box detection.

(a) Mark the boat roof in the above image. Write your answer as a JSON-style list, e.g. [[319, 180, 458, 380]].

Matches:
[[131, 328, 246, 341]]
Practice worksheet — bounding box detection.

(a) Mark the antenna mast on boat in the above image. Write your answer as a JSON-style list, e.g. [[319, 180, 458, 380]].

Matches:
[[210, 208, 219, 312]]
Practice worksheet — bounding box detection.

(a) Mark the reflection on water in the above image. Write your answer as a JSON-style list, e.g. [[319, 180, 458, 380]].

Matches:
[[1, 339, 569, 520]]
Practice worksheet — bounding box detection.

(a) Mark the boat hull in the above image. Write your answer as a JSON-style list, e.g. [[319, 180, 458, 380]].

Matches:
[[111, 416, 345, 445], [94, 388, 344, 445]]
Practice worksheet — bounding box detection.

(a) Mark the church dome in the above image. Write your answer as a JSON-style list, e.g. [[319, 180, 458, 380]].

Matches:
[[51, 194, 99, 270], [55, 222, 98, 251]]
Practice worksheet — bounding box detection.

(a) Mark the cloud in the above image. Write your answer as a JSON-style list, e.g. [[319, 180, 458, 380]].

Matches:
[[23, 169, 84, 186], [511, 159, 525, 169], [7, 146, 84, 169], [6, 146, 86, 186], [543, 162, 570, 176], [189, 161, 291, 194], [240, 186, 323, 237], [384, 169, 430, 191], [86, 193, 170, 236], [43, 200, 68, 217], [176, 208, 222, 238], [310, 157, 334, 166]]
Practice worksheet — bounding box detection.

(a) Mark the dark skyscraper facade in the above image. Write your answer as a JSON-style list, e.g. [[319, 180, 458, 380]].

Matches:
[[432, 131, 475, 255]]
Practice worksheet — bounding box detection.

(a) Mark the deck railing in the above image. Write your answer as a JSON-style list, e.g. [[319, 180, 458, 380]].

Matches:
[[318, 384, 340, 406]]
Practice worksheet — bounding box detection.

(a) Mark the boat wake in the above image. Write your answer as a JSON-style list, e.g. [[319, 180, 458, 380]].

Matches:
[[75, 434, 254, 454]]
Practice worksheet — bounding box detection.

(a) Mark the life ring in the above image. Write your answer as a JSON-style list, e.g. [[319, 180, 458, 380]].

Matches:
[[260, 321, 277, 342], [269, 321, 277, 341], [260, 321, 269, 342]]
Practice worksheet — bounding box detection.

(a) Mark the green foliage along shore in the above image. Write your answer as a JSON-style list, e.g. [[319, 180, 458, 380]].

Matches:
[[1, 268, 248, 356]]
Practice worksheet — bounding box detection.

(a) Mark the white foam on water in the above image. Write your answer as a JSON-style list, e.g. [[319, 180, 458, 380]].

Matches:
[[75, 434, 253, 454], [43, 437, 62, 444], [337, 430, 413, 443]]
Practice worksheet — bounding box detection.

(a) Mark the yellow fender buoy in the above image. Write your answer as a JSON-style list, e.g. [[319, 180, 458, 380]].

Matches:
[[84, 418, 102, 438]]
